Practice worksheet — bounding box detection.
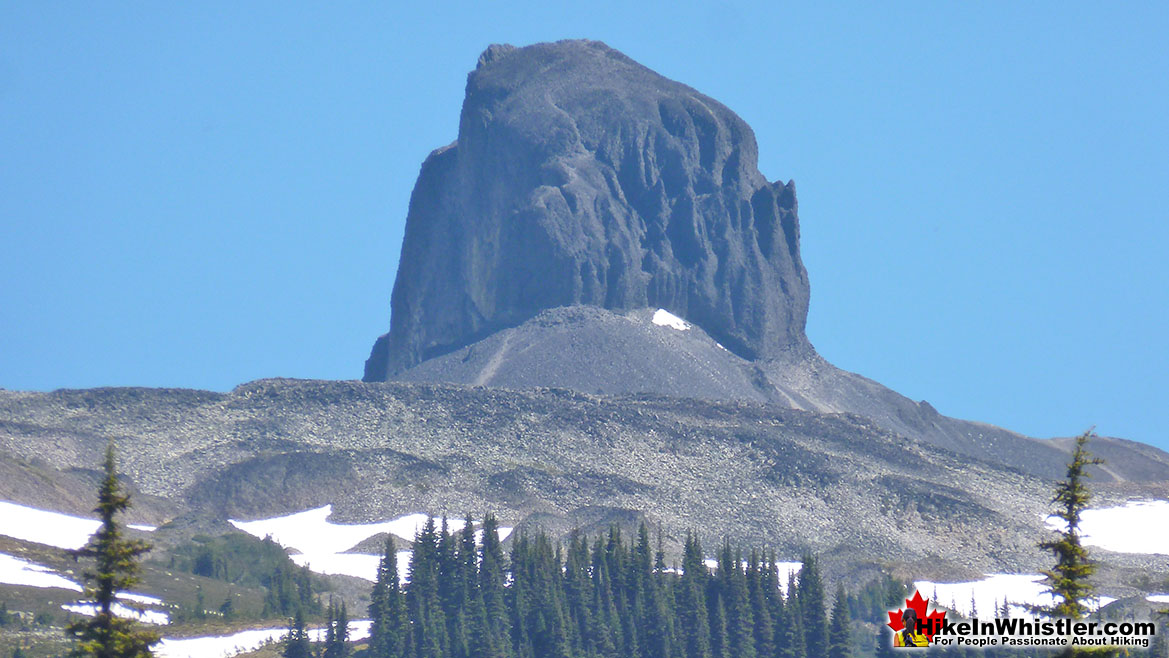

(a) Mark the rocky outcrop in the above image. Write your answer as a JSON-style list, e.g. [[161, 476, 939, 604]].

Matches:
[[365, 40, 810, 380]]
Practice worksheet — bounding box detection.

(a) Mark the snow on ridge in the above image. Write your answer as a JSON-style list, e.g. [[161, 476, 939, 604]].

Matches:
[[0, 500, 101, 550], [228, 506, 468, 556], [652, 309, 689, 331], [62, 601, 169, 625], [698, 560, 802, 594], [1148, 594, 1169, 604], [0, 552, 83, 591], [128, 523, 158, 532], [154, 620, 372, 658], [1044, 499, 1169, 555], [913, 574, 1115, 618], [232, 506, 514, 583], [118, 592, 165, 606]]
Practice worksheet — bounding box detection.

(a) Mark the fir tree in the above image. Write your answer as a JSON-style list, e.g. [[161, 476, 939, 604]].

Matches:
[[797, 554, 828, 658], [408, 517, 447, 658], [678, 532, 712, 658], [323, 599, 349, 658], [284, 608, 312, 658], [65, 441, 159, 658], [780, 572, 807, 658], [1039, 430, 1104, 620], [368, 535, 406, 658], [746, 550, 774, 658], [479, 514, 513, 658], [827, 583, 852, 658]]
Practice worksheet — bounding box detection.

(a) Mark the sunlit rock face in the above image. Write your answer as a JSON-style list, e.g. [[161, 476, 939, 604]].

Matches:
[[364, 40, 810, 380]]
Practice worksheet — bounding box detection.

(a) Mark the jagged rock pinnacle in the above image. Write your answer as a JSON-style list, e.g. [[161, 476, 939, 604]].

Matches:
[[365, 40, 810, 380]]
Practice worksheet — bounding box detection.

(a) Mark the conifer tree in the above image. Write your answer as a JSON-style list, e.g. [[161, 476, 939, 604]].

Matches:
[[369, 535, 406, 658], [65, 441, 159, 658], [678, 532, 712, 658], [746, 550, 774, 658], [780, 572, 807, 658], [1039, 430, 1104, 620], [589, 536, 622, 658], [797, 554, 828, 658], [408, 518, 447, 658], [323, 598, 350, 658], [284, 608, 312, 658], [827, 583, 852, 658], [479, 514, 513, 658], [719, 544, 756, 658]]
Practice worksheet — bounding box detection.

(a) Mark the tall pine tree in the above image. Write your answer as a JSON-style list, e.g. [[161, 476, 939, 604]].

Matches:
[[65, 441, 159, 658], [797, 554, 828, 658], [827, 583, 852, 658], [1039, 430, 1104, 619]]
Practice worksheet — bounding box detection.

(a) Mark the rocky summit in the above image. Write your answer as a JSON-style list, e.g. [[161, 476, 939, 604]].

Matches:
[[364, 40, 1169, 485], [365, 39, 810, 380]]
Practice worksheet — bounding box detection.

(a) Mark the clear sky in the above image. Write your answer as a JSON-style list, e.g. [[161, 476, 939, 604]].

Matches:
[[2, 3, 1166, 451]]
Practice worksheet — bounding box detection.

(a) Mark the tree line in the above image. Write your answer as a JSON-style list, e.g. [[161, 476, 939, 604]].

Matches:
[[363, 515, 853, 658]]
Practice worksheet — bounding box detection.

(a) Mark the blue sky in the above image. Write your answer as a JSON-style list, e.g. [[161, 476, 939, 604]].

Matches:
[[1, 3, 1166, 451]]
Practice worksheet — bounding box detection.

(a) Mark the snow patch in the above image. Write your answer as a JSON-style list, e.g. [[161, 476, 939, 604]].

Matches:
[[63, 601, 169, 625], [0, 552, 82, 591], [1045, 499, 1169, 555], [0, 500, 100, 550], [290, 552, 381, 581], [229, 506, 465, 555], [652, 309, 689, 331], [128, 524, 158, 532], [230, 506, 508, 583], [699, 560, 801, 595], [154, 621, 372, 658], [1148, 594, 1169, 604], [913, 574, 1114, 617], [118, 592, 165, 606]]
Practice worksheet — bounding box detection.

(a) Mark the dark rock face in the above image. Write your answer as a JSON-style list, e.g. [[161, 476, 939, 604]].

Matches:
[[365, 40, 810, 380]]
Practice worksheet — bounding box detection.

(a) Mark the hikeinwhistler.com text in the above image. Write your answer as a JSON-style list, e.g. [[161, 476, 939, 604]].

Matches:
[[920, 617, 1155, 649]]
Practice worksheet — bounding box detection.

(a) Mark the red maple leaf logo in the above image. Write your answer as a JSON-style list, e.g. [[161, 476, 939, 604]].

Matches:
[[887, 590, 947, 642]]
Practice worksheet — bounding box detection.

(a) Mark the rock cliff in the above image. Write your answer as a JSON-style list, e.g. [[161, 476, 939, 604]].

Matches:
[[365, 40, 810, 379]]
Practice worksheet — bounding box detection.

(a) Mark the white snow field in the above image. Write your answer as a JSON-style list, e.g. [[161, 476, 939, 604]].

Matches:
[[699, 560, 802, 595], [229, 506, 465, 555], [62, 601, 170, 625], [0, 552, 83, 591], [231, 505, 513, 583], [914, 574, 1116, 617], [652, 309, 690, 331], [0, 500, 101, 550], [154, 620, 372, 658], [1148, 594, 1169, 604], [1045, 499, 1169, 555]]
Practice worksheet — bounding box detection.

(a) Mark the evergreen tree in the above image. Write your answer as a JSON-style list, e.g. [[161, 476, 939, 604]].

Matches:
[[718, 544, 755, 658], [678, 532, 712, 658], [1039, 430, 1104, 620], [369, 535, 406, 658], [746, 550, 774, 658], [323, 599, 349, 658], [65, 441, 159, 658], [284, 608, 312, 658], [408, 518, 447, 658], [797, 554, 828, 658], [874, 623, 896, 658], [589, 536, 622, 658], [479, 514, 513, 658], [780, 572, 807, 658], [827, 583, 852, 658]]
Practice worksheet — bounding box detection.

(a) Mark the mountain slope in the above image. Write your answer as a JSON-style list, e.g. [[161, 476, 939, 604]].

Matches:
[[2, 380, 1164, 582]]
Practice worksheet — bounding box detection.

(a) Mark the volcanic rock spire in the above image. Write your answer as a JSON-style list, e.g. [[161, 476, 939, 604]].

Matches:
[[365, 40, 810, 380]]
